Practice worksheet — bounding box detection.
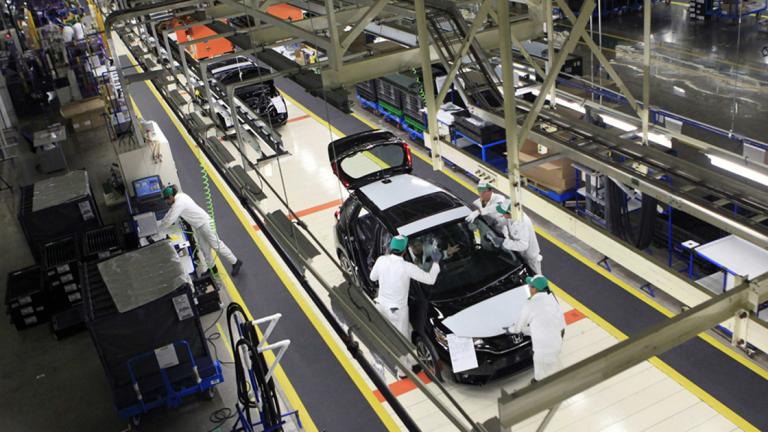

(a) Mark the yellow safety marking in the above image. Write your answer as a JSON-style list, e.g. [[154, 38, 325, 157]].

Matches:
[[216, 322, 235, 362], [549, 283, 758, 432], [123, 50, 399, 431], [282, 94, 766, 428]]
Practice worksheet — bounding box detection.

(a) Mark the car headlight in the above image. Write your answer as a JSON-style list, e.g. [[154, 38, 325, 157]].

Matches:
[[434, 327, 449, 349]]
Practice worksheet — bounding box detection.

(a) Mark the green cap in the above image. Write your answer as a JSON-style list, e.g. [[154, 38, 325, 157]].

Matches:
[[496, 201, 511, 215], [525, 275, 549, 291], [477, 181, 492, 192], [390, 235, 408, 253], [162, 186, 175, 199]]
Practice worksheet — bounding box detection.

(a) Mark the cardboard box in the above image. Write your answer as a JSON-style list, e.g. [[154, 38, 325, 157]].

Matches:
[[519, 139, 577, 193], [60, 97, 106, 132]]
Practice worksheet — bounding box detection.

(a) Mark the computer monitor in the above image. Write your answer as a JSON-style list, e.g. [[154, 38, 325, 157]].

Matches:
[[133, 175, 162, 200]]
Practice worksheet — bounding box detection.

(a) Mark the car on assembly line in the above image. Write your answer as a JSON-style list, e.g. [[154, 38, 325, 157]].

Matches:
[[329, 130, 535, 384], [206, 56, 288, 131]]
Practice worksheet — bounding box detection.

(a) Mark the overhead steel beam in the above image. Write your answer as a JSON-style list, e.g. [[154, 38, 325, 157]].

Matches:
[[338, 0, 390, 55], [220, 0, 331, 49], [555, 0, 641, 116], [434, 0, 493, 105], [516, 0, 595, 146], [468, 101, 768, 249], [320, 18, 542, 87], [498, 273, 768, 429]]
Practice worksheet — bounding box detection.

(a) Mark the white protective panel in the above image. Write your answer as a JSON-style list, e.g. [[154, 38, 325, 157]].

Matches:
[[442, 285, 530, 338], [696, 235, 768, 279]]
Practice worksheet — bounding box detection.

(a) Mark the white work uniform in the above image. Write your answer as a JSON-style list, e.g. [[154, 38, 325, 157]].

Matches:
[[513, 291, 565, 381], [501, 212, 542, 274], [159, 192, 238, 271], [471, 192, 506, 229], [370, 254, 440, 374], [62, 26, 74, 43], [73, 22, 85, 41]]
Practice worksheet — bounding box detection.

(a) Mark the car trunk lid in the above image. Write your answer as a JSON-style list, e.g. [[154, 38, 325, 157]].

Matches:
[[328, 130, 413, 189]]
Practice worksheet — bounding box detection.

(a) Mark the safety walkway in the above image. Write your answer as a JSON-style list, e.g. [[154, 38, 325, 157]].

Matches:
[[271, 76, 768, 431], [128, 70, 394, 431]]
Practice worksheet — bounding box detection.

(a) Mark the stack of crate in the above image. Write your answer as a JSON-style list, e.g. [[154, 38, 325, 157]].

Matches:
[[41, 236, 86, 339], [5, 266, 47, 330], [688, 0, 711, 21], [355, 79, 378, 103]]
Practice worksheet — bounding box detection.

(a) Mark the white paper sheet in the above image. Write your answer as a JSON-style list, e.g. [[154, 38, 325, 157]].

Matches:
[[154, 344, 179, 369], [447, 334, 478, 373]]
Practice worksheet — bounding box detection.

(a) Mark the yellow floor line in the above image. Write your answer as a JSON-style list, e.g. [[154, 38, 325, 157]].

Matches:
[[215, 322, 235, 362], [285, 99, 763, 430], [122, 48, 400, 430]]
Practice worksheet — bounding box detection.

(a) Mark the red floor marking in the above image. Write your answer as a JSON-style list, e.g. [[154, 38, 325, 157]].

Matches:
[[374, 372, 432, 403], [286, 114, 311, 124], [374, 308, 587, 402], [564, 308, 587, 325], [250, 199, 343, 232]]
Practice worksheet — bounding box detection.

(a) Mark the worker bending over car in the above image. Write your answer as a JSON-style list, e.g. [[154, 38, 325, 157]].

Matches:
[[370, 235, 441, 377], [491, 200, 543, 274], [511, 275, 565, 382], [465, 180, 505, 229], [159, 185, 243, 277], [408, 236, 460, 271]]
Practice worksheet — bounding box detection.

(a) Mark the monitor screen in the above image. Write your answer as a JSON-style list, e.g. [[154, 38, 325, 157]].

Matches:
[[133, 176, 162, 199]]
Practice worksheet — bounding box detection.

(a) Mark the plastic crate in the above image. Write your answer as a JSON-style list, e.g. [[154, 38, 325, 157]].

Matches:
[[82, 225, 125, 262], [5, 265, 48, 330]]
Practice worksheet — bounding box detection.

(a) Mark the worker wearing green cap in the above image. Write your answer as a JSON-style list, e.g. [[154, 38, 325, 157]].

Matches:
[[159, 185, 243, 276], [465, 180, 505, 229], [370, 235, 442, 377], [492, 200, 542, 274], [511, 275, 565, 382]]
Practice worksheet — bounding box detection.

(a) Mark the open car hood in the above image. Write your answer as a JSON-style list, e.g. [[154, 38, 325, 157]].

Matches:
[[441, 285, 530, 338]]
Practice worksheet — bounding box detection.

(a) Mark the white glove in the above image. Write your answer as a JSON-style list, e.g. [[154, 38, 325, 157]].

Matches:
[[465, 210, 480, 223]]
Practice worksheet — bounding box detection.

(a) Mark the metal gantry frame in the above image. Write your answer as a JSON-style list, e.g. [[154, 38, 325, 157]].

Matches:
[[104, 1, 768, 431]]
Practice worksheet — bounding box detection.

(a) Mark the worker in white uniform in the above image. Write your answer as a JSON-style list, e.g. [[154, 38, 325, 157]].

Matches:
[[72, 21, 85, 41], [465, 180, 505, 229], [160, 185, 243, 276], [511, 275, 565, 382], [370, 235, 441, 377], [492, 200, 543, 274]]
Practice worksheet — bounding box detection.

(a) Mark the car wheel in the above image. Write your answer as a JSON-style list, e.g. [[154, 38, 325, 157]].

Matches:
[[415, 334, 444, 383]]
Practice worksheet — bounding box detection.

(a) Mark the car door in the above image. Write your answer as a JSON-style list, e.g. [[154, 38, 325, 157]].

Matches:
[[328, 130, 413, 189]]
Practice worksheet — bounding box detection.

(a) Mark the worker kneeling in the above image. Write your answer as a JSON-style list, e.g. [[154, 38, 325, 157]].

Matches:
[[159, 185, 243, 277], [370, 235, 441, 377], [511, 275, 566, 382]]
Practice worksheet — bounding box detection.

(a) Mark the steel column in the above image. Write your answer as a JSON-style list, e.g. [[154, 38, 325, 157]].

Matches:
[[498, 0, 524, 219], [641, 0, 651, 145], [415, 0, 443, 170]]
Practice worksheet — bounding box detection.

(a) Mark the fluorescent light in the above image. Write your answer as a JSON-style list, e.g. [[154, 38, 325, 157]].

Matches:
[[708, 154, 768, 186], [647, 132, 672, 148], [600, 115, 637, 132], [673, 86, 686, 96]]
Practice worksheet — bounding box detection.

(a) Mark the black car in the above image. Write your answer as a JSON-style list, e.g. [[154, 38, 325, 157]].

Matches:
[[207, 56, 288, 128], [329, 130, 534, 384]]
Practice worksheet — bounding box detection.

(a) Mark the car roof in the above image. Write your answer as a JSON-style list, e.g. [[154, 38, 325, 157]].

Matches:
[[357, 174, 471, 235], [358, 174, 443, 210]]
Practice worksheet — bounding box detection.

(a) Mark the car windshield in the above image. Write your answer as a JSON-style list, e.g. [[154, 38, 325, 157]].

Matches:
[[406, 216, 523, 298]]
